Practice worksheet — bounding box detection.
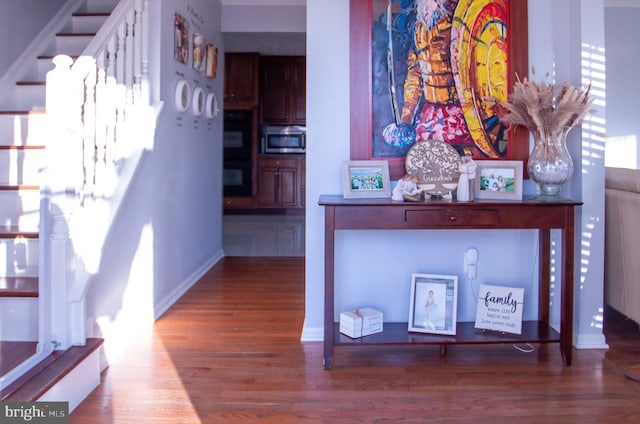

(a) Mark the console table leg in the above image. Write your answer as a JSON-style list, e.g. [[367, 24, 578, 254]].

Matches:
[[440, 344, 447, 357], [323, 356, 333, 370], [562, 344, 572, 366]]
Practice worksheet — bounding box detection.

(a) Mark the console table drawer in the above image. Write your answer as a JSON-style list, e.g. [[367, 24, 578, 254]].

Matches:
[[405, 209, 499, 227]]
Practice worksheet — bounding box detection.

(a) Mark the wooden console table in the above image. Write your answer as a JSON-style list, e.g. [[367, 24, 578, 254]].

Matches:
[[319, 195, 582, 369]]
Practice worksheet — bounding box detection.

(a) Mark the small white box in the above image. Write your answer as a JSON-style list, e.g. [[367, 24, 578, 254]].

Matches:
[[339, 307, 383, 338]]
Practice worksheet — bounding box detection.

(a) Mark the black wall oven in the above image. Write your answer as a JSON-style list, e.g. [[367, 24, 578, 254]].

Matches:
[[223, 110, 253, 197], [223, 160, 252, 197]]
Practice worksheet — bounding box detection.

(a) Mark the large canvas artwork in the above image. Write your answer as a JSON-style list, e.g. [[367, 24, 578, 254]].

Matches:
[[350, 0, 528, 179]]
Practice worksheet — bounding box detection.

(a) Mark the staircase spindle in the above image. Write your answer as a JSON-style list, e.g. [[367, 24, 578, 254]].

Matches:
[[106, 36, 117, 165], [95, 52, 108, 198], [133, 0, 143, 103], [125, 9, 135, 108], [140, 0, 150, 104], [82, 62, 97, 202]]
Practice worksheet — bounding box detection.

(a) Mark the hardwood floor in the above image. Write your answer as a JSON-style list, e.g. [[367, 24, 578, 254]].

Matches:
[[71, 257, 640, 423]]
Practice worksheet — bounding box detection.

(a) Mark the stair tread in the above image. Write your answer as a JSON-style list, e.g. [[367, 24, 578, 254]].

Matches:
[[0, 277, 38, 297], [1, 338, 103, 401], [0, 185, 40, 190], [16, 81, 45, 86], [0, 145, 45, 150], [0, 110, 45, 115], [73, 12, 110, 17], [0, 226, 39, 238], [37, 55, 79, 60], [56, 32, 97, 37]]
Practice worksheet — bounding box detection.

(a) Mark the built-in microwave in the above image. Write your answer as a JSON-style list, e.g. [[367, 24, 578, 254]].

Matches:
[[260, 125, 306, 154]]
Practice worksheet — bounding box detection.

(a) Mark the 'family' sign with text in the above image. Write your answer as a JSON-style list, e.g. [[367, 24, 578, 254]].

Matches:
[[474, 284, 524, 335]]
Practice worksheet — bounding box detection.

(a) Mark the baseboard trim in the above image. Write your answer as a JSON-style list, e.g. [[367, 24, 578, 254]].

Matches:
[[301, 324, 323, 342], [574, 333, 609, 350], [153, 251, 225, 320]]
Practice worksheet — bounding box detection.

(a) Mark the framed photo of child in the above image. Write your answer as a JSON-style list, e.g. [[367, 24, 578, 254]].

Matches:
[[408, 273, 458, 335]]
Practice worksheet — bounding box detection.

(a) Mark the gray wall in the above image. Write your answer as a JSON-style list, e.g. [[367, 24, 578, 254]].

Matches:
[[84, 0, 225, 363], [0, 0, 66, 76]]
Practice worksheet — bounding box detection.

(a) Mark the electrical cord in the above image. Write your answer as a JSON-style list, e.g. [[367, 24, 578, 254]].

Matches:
[[466, 236, 540, 354]]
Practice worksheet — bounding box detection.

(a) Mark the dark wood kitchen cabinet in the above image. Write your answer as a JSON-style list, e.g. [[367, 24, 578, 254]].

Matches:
[[224, 53, 259, 108], [256, 155, 304, 208], [260, 56, 306, 125]]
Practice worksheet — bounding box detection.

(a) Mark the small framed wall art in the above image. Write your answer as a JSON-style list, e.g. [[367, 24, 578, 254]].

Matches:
[[473, 160, 523, 200], [408, 273, 458, 335], [192, 32, 206, 72], [341, 160, 391, 198], [173, 13, 189, 64], [206, 44, 219, 79]]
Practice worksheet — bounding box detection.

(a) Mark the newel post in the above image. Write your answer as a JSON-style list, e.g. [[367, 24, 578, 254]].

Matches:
[[45, 55, 86, 349]]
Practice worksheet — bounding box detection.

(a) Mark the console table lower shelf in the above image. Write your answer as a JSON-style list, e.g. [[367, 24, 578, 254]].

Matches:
[[335, 321, 559, 346], [328, 321, 560, 367]]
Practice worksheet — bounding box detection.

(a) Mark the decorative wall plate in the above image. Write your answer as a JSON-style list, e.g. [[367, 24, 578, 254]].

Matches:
[[405, 140, 462, 195], [192, 86, 205, 116], [205, 92, 219, 118], [174, 79, 190, 112]]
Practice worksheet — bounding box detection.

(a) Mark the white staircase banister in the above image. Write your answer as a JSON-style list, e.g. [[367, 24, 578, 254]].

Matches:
[[43, 0, 154, 352]]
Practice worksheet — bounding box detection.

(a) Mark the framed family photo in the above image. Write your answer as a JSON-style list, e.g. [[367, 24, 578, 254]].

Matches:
[[342, 160, 391, 198], [474, 160, 523, 200], [408, 273, 458, 335]]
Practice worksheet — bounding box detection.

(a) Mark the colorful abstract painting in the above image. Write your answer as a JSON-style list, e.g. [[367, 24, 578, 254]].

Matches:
[[370, 0, 511, 160]]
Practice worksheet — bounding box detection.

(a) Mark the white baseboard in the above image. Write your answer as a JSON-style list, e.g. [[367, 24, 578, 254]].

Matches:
[[38, 347, 101, 413], [574, 332, 610, 349], [301, 324, 323, 342], [153, 251, 225, 320]]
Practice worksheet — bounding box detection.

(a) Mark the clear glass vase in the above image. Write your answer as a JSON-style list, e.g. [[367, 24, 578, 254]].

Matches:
[[527, 126, 574, 197]]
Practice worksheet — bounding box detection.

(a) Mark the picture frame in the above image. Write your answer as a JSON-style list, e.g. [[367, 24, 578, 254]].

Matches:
[[192, 32, 206, 72], [173, 13, 189, 64], [342, 160, 391, 199], [205, 44, 219, 79], [474, 160, 523, 200], [349, 0, 529, 180], [408, 273, 458, 335]]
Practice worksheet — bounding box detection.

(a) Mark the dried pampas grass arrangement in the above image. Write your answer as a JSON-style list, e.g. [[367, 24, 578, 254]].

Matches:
[[494, 69, 594, 140]]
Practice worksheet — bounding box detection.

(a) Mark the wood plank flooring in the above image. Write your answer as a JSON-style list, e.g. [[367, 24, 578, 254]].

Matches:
[[70, 257, 640, 423]]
